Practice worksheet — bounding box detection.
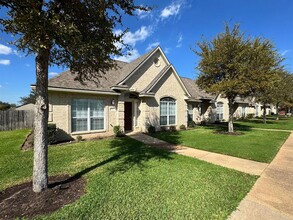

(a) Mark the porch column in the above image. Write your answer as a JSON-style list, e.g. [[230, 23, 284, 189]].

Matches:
[[117, 100, 125, 132]]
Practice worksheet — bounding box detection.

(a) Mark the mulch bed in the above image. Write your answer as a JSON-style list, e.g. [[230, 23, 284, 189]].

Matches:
[[0, 175, 86, 219], [21, 130, 34, 151]]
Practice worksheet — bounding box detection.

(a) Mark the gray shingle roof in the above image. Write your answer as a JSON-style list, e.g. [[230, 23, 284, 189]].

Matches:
[[48, 47, 158, 92], [180, 77, 215, 100]]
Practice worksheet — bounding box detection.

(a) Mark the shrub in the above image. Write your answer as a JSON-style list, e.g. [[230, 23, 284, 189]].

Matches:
[[188, 121, 196, 128], [76, 135, 83, 142], [169, 126, 177, 132], [160, 126, 167, 132], [147, 125, 156, 134], [179, 124, 186, 130], [113, 125, 124, 137], [247, 113, 254, 119], [47, 123, 57, 145]]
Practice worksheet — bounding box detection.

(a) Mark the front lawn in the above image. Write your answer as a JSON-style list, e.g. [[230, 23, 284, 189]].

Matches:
[[151, 127, 289, 163], [235, 116, 293, 131], [0, 130, 257, 219]]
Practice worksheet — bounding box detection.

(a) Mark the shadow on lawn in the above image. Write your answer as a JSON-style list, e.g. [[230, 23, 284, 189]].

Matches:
[[107, 137, 173, 174], [204, 123, 253, 132], [50, 137, 173, 187]]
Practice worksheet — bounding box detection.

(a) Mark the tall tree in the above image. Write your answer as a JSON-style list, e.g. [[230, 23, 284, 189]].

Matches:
[[0, 0, 149, 193], [195, 24, 251, 132], [272, 72, 293, 120], [19, 90, 36, 105], [246, 39, 284, 123]]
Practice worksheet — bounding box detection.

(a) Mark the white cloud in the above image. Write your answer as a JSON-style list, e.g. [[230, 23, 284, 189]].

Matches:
[[113, 26, 153, 63], [49, 72, 59, 77], [123, 26, 153, 47], [281, 50, 290, 56], [160, 1, 183, 19], [146, 41, 160, 51], [0, 44, 12, 55], [0, 59, 10, 65], [164, 47, 171, 54], [136, 8, 152, 19], [114, 49, 140, 63], [176, 34, 183, 48]]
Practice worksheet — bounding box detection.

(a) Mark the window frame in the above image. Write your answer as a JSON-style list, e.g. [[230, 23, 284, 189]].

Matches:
[[160, 97, 177, 126], [216, 102, 224, 121], [71, 99, 105, 133]]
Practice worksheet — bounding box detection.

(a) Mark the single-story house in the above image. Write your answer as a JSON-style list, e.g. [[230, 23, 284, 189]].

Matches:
[[35, 46, 275, 141]]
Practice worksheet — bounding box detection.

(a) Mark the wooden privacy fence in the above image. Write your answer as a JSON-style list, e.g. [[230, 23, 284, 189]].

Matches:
[[0, 110, 34, 131]]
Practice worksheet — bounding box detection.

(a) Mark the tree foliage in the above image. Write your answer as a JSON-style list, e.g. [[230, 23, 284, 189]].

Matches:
[[19, 90, 36, 105], [194, 23, 285, 130], [0, 0, 149, 193], [195, 24, 250, 99], [0, 101, 16, 110], [0, 0, 148, 82], [272, 72, 293, 118]]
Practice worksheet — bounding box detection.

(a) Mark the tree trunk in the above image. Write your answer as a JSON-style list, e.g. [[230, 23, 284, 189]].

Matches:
[[276, 103, 279, 120], [263, 104, 267, 124], [228, 100, 234, 133], [33, 48, 50, 193]]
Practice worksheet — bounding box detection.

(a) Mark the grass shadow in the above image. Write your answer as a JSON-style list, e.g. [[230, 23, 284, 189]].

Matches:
[[204, 123, 253, 132], [150, 130, 183, 146], [107, 137, 173, 174], [50, 136, 173, 187]]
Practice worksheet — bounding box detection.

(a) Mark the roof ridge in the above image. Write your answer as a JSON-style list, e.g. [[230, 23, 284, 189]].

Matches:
[[116, 46, 161, 85]]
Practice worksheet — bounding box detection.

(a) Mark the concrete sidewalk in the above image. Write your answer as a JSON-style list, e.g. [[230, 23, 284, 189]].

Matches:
[[128, 133, 268, 175], [229, 132, 293, 220]]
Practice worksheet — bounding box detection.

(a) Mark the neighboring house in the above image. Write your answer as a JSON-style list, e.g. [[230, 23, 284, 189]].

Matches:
[[32, 46, 275, 141], [16, 103, 35, 111]]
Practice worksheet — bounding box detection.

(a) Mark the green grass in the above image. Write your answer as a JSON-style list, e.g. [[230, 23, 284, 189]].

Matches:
[[235, 116, 293, 130], [151, 127, 289, 163], [0, 130, 257, 220]]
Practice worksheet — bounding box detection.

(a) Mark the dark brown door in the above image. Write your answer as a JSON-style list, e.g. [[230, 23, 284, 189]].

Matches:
[[124, 102, 133, 131]]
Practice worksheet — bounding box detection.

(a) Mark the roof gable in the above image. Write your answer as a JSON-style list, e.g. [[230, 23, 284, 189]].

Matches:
[[142, 65, 191, 97], [117, 46, 170, 85]]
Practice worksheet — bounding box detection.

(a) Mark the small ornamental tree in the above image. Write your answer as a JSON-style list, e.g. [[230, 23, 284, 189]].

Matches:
[[0, 0, 149, 193], [194, 24, 251, 132]]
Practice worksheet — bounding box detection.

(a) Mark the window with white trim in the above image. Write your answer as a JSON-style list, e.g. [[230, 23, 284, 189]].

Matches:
[[216, 102, 224, 120], [160, 97, 176, 125], [72, 99, 104, 132]]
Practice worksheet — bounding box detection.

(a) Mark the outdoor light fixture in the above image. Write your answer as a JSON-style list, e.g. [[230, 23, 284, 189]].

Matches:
[[111, 99, 115, 105]]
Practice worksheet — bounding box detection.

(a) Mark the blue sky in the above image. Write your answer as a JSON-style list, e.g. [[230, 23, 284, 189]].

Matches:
[[0, 0, 292, 104]]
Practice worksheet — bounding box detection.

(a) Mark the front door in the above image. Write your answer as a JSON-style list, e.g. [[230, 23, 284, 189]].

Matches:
[[124, 102, 133, 131]]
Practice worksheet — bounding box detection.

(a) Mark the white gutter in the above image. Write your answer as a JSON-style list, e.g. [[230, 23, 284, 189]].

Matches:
[[31, 85, 121, 96]]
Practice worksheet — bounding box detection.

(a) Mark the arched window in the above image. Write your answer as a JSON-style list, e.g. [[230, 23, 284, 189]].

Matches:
[[216, 102, 224, 120], [160, 97, 176, 125]]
